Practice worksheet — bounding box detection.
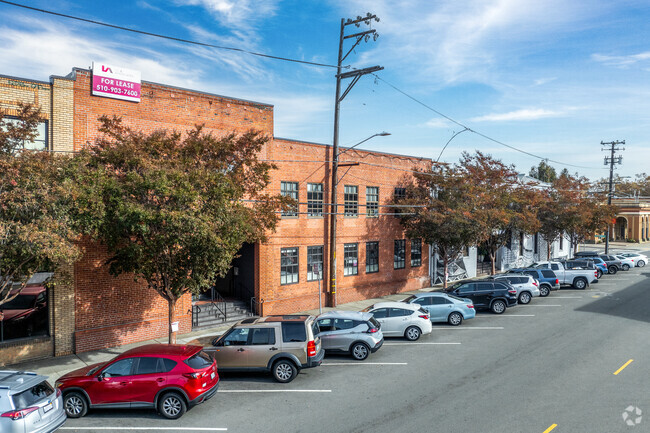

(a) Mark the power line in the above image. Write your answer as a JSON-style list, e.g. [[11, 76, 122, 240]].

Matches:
[[372, 74, 604, 171], [0, 0, 342, 70]]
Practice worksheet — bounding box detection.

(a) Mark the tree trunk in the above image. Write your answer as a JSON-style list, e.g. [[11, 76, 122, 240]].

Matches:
[[489, 250, 496, 275], [442, 254, 449, 289], [168, 297, 177, 344]]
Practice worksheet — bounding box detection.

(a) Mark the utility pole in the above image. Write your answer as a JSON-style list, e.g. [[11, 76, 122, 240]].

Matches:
[[330, 13, 383, 307], [601, 140, 625, 253]]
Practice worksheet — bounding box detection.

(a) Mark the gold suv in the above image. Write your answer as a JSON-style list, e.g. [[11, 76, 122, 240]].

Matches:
[[205, 315, 324, 383]]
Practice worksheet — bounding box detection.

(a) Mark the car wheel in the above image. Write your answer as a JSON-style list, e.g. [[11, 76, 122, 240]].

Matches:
[[158, 392, 187, 419], [608, 266, 618, 275], [350, 342, 370, 361], [491, 300, 506, 314], [518, 292, 532, 304], [596, 269, 603, 279], [638, 260, 646, 267], [64, 392, 88, 418], [448, 312, 463, 326], [539, 285, 550, 297], [273, 359, 298, 383], [404, 326, 421, 341], [622, 264, 630, 271], [573, 278, 587, 290]]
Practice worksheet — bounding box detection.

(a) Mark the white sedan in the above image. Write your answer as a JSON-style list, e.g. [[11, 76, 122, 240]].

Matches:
[[614, 255, 635, 271], [618, 252, 648, 267], [362, 301, 433, 341]]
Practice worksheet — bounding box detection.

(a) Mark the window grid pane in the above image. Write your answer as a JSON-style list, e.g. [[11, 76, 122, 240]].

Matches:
[[366, 187, 379, 217], [307, 183, 323, 217], [366, 241, 379, 273], [280, 247, 299, 285], [394, 239, 406, 269], [411, 239, 422, 267], [393, 187, 406, 218], [344, 243, 358, 276], [344, 185, 358, 217], [281, 181, 299, 217], [307, 245, 324, 281]]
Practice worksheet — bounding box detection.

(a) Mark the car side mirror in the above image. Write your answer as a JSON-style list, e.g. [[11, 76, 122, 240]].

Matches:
[[97, 372, 106, 382]]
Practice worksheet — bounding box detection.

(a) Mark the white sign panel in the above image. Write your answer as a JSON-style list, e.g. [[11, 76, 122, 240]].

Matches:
[[91, 62, 141, 102]]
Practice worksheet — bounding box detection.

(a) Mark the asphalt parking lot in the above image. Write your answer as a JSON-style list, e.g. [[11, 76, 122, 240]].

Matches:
[[59, 255, 650, 433]]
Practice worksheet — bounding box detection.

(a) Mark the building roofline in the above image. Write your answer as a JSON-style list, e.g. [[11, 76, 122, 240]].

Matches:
[[0, 73, 50, 86], [273, 136, 432, 162], [71, 67, 274, 108]]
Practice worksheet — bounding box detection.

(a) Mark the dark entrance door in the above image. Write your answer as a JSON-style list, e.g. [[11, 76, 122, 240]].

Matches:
[[213, 243, 256, 301]]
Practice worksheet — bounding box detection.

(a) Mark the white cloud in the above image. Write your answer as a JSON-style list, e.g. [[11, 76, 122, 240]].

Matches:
[[592, 51, 650, 68], [175, 0, 279, 28], [471, 108, 564, 122], [422, 118, 455, 129]]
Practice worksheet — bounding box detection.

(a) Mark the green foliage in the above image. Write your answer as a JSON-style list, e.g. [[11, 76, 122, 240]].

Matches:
[[0, 104, 80, 307], [529, 160, 557, 183], [75, 117, 287, 341]]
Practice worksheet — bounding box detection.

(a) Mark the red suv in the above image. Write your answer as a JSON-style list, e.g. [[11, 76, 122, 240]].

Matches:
[[55, 344, 218, 419]]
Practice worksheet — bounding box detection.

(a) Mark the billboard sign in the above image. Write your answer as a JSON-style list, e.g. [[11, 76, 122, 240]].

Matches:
[[91, 62, 141, 102]]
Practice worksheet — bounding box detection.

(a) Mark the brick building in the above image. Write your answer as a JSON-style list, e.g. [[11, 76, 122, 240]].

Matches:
[[1, 67, 431, 366]]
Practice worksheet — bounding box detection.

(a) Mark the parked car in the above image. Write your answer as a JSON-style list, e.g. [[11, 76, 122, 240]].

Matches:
[[563, 258, 602, 277], [1, 371, 66, 433], [617, 252, 647, 267], [401, 292, 475, 326], [574, 251, 599, 258], [0, 286, 49, 340], [510, 268, 560, 297], [533, 261, 598, 289], [56, 344, 218, 419], [361, 302, 432, 341], [444, 280, 518, 314], [586, 257, 608, 278], [206, 315, 323, 383], [597, 255, 622, 274], [315, 311, 383, 360], [490, 274, 540, 304], [613, 255, 635, 271]]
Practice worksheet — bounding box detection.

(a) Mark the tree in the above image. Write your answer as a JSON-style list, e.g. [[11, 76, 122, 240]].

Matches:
[[529, 160, 557, 183], [0, 104, 80, 310], [77, 117, 289, 343], [459, 152, 541, 274], [397, 163, 480, 288]]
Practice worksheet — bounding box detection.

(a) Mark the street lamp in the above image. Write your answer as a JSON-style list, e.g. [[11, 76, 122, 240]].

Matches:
[[329, 131, 390, 307]]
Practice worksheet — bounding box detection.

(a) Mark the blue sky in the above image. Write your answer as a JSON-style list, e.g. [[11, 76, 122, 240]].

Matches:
[[1, 0, 649, 181]]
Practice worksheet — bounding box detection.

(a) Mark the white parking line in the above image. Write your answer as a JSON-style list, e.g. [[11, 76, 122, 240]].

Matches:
[[551, 296, 582, 299], [384, 342, 461, 345], [527, 304, 562, 307], [433, 326, 504, 329], [60, 428, 227, 431], [321, 362, 408, 365], [474, 314, 535, 317], [218, 389, 331, 393]]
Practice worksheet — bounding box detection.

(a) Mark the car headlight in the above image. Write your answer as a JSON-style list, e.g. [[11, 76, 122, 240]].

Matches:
[[54, 381, 62, 388]]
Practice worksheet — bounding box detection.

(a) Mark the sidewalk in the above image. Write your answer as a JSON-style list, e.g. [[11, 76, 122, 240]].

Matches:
[[9, 286, 434, 383], [578, 241, 650, 252]]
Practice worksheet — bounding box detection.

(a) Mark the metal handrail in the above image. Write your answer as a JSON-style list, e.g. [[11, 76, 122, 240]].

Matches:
[[211, 290, 227, 322]]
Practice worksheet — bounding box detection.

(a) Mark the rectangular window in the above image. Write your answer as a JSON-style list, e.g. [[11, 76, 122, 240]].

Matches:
[[307, 183, 323, 217], [411, 239, 422, 267], [534, 233, 539, 254], [344, 243, 358, 276], [0, 287, 49, 342], [393, 187, 406, 217], [344, 185, 358, 216], [3, 117, 48, 151], [559, 235, 564, 250], [394, 239, 406, 269], [366, 241, 379, 273], [366, 186, 379, 217], [307, 245, 324, 281], [280, 247, 299, 285], [280, 181, 299, 217]]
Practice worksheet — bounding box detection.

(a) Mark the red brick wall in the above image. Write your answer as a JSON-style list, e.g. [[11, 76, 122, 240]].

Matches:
[[259, 139, 432, 315], [74, 240, 192, 352], [71, 68, 274, 151]]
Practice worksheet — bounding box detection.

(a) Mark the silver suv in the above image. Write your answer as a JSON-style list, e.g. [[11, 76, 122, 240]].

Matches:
[[491, 274, 540, 304], [315, 311, 384, 361], [206, 315, 324, 383], [0, 371, 66, 433]]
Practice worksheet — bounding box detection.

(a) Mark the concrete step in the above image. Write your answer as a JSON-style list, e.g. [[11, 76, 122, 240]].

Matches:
[[192, 313, 252, 330]]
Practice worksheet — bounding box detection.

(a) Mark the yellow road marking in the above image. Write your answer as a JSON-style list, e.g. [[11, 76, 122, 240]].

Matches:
[[543, 424, 558, 433], [614, 359, 634, 375]]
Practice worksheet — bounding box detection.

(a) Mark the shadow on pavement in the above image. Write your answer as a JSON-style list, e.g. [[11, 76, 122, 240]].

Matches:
[[574, 273, 650, 324]]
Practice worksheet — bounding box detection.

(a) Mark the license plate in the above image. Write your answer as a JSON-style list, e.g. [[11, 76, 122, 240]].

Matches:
[[43, 402, 53, 413], [210, 372, 215, 379]]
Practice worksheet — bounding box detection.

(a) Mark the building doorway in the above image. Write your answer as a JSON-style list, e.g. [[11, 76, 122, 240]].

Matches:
[[212, 243, 256, 302], [614, 217, 628, 241]]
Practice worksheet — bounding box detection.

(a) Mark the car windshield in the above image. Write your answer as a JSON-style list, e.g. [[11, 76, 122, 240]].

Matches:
[[360, 305, 373, 312], [402, 295, 417, 303], [87, 363, 106, 376], [0, 294, 36, 310]]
